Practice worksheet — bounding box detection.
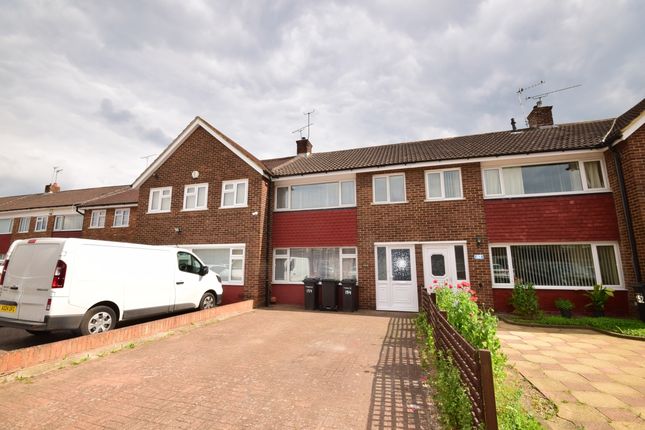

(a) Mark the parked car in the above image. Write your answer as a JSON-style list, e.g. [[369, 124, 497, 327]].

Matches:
[[0, 238, 223, 335]]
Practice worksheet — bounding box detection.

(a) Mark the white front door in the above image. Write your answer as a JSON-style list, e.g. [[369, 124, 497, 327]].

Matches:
[[422, 244, 469, 291], [375, 245, 418, 312]]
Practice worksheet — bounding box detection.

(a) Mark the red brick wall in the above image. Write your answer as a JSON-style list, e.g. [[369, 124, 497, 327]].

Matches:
[[0, 215, 85, 255], [356, 163, 493, 310], [607, 124, 645, 314], [272, 208, 357, 247], [134, 125, 269, 307], [82, 207, 138, 243], [493, 289, 629, 316], [485, 193, 619, 242]]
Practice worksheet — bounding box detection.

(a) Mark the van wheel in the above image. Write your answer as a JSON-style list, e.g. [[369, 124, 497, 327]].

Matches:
[[199, 292, 216, 310], [79, 306, 116, 335]]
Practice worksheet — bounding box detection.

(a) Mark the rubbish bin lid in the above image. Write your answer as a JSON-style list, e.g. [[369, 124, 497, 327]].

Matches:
[[341, 278, 357, 285]]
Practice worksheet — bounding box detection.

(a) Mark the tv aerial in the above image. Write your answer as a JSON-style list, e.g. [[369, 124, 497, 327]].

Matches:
[[525, 84, 582, 106], [292, 110, 315, 139], [516, 80, 545, 126]]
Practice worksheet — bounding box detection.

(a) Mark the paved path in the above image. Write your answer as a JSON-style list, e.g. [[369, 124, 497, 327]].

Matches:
[[0, 308, 437, 429], [498, 321, 645, 430]]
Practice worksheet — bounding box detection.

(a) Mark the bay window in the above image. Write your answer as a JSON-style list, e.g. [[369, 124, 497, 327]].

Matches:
[[483, 159, 608, 197], [275, 180, 355, 210], [490, 243, 622, 288], [273, 247, 358, 282]]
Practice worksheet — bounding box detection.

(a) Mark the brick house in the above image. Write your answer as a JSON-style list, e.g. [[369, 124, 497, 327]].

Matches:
[[1, 98, 644, 316]]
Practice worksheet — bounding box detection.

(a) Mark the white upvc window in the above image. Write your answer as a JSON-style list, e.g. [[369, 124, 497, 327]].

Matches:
[[34, 216, 48, 232], [185, 245, 245, 285], [18, 217, 30, 233], [373, 173, 406, 204], [275, 180, 356, 211], [53, 215, 83, 231], [90, 210, 106, 229], [113, 208, 130, 227], [148, 187, 172, 213], [425, 168, 463, 200], [482, 158, 609, 198], [221, 179, 248, 208], [183, 183, 208, 211], [489, 242, 623, 289], [272, 247, 358, 283], [0, 218, 12, 234]]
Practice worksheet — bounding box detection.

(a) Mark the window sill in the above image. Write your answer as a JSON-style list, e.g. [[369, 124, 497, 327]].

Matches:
[[222, 282, 244, 286], [425, 197, 465, 202], [181, 208, 208, 212], [484, 189, 611, 200], [219, 205, 248, 209], [371, 201, 409, 205], [89, 226, 105, 230], [492, 284, 626, 291], [147, 210, 171, 214], [53, 229, 83, 232], [112, 225, 129, 228], [34, 230, 46, 233]]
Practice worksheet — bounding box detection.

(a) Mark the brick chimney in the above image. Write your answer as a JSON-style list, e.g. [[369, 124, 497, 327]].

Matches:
[[45, 182, 61, 193], [296, 138, 312, 156], [527, 104, 554, 128]]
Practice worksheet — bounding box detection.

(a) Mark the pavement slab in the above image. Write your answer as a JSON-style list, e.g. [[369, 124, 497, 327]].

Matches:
[[498, 321, 645, 429], [0, 308, 439, 429]]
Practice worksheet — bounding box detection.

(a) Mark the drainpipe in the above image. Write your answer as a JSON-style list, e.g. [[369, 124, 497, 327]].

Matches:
[[264, 178, 273, 307], [608, 144, 643, 286], [74, 204, 85, 216]]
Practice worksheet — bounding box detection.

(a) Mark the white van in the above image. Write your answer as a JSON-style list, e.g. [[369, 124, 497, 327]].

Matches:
[[0, 238, 224, 335]]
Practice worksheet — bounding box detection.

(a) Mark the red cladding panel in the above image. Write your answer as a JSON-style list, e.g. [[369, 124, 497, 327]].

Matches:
[[485, 193, 619, 243], [493, 288, 629, 316], [272, 208, 358, 247], [0, 235, 11, 254]]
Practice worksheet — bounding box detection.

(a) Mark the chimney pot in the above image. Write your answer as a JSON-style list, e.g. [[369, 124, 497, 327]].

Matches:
[[50, 182, 61, 193], [511, 118, 517, 131], [527, 104, 554, 128], [296, 138, 313, 156]]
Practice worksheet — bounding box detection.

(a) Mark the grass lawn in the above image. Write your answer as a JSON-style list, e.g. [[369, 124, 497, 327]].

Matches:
[[505, 314, 645, 338]]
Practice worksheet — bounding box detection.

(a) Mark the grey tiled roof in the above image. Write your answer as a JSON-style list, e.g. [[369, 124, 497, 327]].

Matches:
[[0, 186, 129, 212], [266, 119, 614, 177]]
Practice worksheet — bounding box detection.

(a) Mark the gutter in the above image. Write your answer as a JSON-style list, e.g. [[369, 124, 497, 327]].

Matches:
[[74, 204, 85, 216], [602, 124, 643, 287]]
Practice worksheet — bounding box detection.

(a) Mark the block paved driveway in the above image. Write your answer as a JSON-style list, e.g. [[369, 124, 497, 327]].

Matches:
[[498, 321, 645, 430], [0, 308, 436, 429]]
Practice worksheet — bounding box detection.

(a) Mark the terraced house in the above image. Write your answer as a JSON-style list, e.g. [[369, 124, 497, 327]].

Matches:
[[1, 98, 644, 315]]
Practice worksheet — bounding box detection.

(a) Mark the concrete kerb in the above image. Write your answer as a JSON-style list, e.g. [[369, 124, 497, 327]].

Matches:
[[0, 300, 254, 376]]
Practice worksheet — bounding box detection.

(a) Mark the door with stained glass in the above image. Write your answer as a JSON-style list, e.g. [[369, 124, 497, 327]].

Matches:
[[375, 245, 418, 312], [422, 244, 469, 291]]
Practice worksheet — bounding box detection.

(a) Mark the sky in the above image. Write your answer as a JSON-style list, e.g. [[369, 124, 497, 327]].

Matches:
[[1, 0, 644, 196]]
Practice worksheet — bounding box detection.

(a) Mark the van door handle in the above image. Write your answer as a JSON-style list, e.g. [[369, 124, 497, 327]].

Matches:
[[37, 288, 49, 291], [176, 281, 184, 285], [9, 286, 18, 290]]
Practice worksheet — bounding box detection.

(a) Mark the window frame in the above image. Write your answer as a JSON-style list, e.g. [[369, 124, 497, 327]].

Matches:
[[424, 168, 464, 201], [181, 244, 245, 285], [113, 208, 130, 228], [89, 210, 106, 229], [220, 179, 248, 209], [53, 214, 84, 232], [272, 247, 358, 284], [274, 179, 356, 211], [0, 218, 12, 234], [482, 157, 610, 199], [148, 186, 172, 213], [372, 173, 407, 204], [34, 216, 48, 232], [182, 183, 209, 211], [17, 217, 30, 233], [488, 242, 624, 290]]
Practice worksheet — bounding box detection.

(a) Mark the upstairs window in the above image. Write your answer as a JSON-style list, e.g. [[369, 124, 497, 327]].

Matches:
[[183, 183, 208, 211], [425, 168, 463, 200], [90, 210, 106, 228], [483, 159, 608, 198], [53, 215, 83, 231], [18, 217, 30, 233], [373, 174, 406, 204], [0, 219, 12, 234], [221, 179, 248, 208], [113, 208, 130, 227], [34, 216, 48, 232], [275, 180, 355, 210], [149, 187, 172, 213]]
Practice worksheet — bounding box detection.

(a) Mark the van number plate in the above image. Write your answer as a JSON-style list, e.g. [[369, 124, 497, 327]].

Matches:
[[0, 304, 16, 313]]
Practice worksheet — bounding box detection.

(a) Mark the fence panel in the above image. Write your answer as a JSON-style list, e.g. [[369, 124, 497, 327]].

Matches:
[[421, 289, 498, 430]]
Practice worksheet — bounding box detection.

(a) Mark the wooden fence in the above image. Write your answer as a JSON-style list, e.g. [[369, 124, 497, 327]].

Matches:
[[421, 290, 498, 430]]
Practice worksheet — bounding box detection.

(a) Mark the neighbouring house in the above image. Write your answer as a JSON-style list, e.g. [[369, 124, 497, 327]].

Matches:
[[1, 98, 643, 316]]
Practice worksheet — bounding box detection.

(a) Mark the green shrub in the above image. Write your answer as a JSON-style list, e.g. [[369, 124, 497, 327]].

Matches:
[[554, 298, 574, 311], [510, 282, 541, 319], [585, 284, 614, 314]]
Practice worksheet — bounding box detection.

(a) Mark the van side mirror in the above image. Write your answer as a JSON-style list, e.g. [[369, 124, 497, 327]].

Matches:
[[199, 266, 209, 276]]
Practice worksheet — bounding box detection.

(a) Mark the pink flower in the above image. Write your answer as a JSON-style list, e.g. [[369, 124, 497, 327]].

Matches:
[[462, 281, 471, 287], [433, 279, 438, 284], [449, 285, 453, 289], [470, 295, 478, 302]]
